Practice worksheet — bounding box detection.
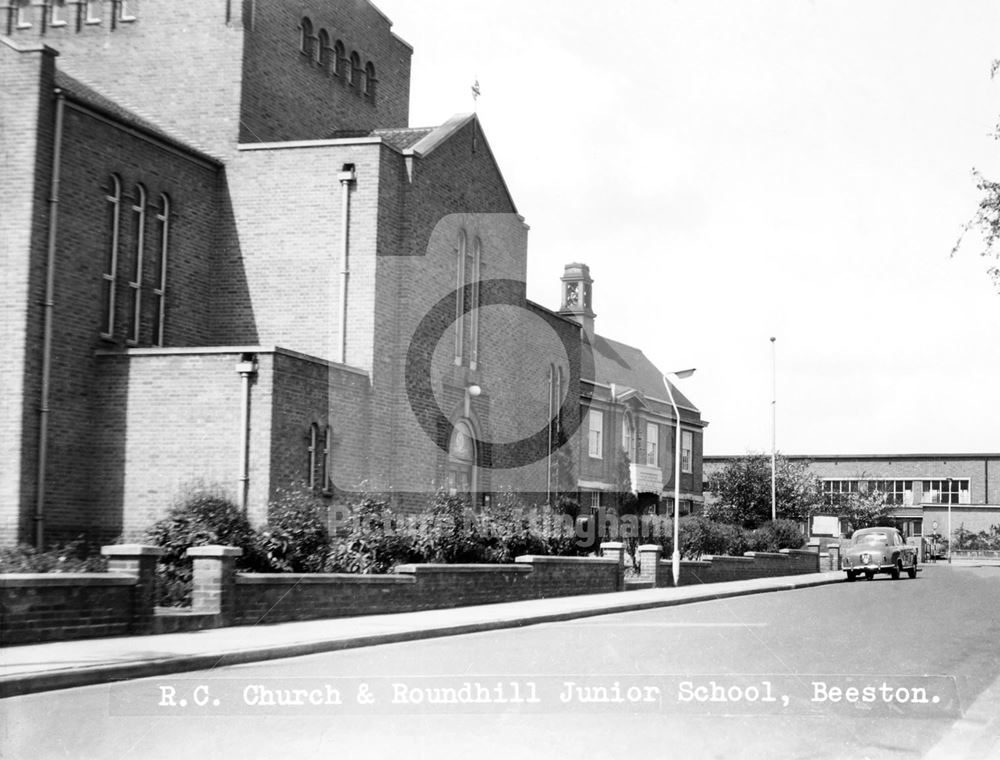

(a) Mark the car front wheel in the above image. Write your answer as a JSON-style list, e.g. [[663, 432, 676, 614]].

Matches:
[[907, 559, 918, 579], [891, 560, 902, 580], [846, 571, 856, 582]]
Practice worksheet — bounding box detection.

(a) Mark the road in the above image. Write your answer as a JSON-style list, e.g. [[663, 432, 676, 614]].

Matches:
[[3, 564, 999, 760]]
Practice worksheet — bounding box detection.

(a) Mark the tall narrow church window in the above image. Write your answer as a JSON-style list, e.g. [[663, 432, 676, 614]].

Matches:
[[117, 0, 135, 21], [127, 184, 146, 344], [364, 61, 376, 98], [322, 425, 332, 491], [447, 419, 476, 499], [317, 29, 331, 69], [308, 423, 319, 490], [101, 175, 122, 339], [453, 230, 467, 365], [299, 17, 314, 56], [333, 40, 345, 77], [349, 51, 361, 86], [85, 0, 101, 24], [469, 237, 481, 368], [151, 194, 170, 346]]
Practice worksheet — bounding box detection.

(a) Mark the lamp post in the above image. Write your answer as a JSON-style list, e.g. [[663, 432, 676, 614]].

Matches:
[[770, 337, 777, 522], [663, 368, 696, 587]]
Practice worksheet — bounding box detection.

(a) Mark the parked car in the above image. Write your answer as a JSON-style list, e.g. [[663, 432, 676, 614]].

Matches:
[[842, 527, 918, 581]]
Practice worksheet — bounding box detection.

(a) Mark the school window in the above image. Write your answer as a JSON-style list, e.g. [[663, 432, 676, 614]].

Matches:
[[85, 0, 101, 23], [588, 409, 603, 459], [101, 175, 122, 338], [127, 184, 146, 345], [645, 422, 658, 467], [922, 479, 970, 505], [117, 0, 135, 21], [681, 430, 693, 474], [151, 194, 169, 346], [621, 412, 635, 461]]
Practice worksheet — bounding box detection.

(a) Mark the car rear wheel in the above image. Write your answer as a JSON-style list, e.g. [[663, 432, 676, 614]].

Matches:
[[846, 571, 856, 582], [907, 559, 918, 579], [864, 570, 874, 581], [891, 560, 901, 580]]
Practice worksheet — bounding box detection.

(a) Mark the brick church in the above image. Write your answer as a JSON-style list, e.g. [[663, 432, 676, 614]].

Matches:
[[1, 0, 706, 547]]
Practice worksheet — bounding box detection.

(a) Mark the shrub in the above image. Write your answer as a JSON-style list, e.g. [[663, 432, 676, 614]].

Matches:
[[0, 539, 107, 573], [255, 489, 332, 572], [324, 496, 421, 574], [143, 486, 264, 606], [749, 519, 807, 553]]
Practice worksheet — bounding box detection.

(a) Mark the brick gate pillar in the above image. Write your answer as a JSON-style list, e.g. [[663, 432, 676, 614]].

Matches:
[[101, 544, 165, 634], [187, 545, 242, 623]]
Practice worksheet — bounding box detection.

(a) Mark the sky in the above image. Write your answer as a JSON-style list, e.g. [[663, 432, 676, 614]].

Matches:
[[374, 0, 1000, 456]]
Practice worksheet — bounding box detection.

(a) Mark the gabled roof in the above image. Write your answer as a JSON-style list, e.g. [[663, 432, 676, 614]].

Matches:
[[326, 114, 518, 212], [54, 69, 218, 165], [588, 333, 700, 415]]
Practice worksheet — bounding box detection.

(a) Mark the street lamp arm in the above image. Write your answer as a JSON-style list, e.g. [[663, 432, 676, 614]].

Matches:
[[662, 369, 695, 587]]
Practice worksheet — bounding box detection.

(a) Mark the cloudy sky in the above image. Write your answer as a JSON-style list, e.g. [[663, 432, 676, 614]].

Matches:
[[375, 0, 999, 456]]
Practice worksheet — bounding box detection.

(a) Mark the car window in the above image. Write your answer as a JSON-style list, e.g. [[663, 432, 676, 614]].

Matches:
[[853, 532, 889, 545]]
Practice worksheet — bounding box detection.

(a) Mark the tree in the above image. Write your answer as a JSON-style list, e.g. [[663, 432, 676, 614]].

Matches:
[[833, 489, 897, 535], [953, 59, 1000, 290], [705, 453, 822, 529]]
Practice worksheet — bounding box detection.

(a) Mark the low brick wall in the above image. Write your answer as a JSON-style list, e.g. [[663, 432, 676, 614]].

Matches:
[[637, 545, 822, 588], [0, 540, 829, 645], [0, 574, 136, 645], [231, 554, 623, 626]]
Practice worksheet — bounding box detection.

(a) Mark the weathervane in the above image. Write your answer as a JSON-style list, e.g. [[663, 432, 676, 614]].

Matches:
[[471, 78, 480, 153]]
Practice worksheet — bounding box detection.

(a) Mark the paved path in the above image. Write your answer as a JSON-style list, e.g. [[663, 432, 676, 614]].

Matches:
[[0, 571, 843, 697]]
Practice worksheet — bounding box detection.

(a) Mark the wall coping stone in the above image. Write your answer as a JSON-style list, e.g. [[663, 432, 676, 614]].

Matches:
[[395, 564, 531, 574], [703, 555, 754, 564], [743, 552, 789, 560], [101, 544, 165, 557], [187, 546, 244, 558], [782, 549, 819, 557], [237, 573, 415, 585], [637, 545, 663, 552], [0, 573, 136, 588], [515, 555, 618, 565]]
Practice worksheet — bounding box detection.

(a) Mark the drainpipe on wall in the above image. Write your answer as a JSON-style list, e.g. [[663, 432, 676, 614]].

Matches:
[[35, 88, 66, 549], [236, 354, 257, 513], [335, 164, 356, 365]]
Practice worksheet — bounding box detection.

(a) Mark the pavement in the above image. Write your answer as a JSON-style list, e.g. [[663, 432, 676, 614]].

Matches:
[[0, 571, 845, 698]]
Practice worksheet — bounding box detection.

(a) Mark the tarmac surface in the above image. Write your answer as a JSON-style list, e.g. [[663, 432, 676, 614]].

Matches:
[[0, 571, 845, 697]]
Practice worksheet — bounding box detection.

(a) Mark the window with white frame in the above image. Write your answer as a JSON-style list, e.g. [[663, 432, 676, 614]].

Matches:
[[681, 430, 693, 473], [127, 184, 146, 344], [117, 0, 135, 21], [151, 194, 169, 346], [101, 175, 122, 338], [622, 412, 635, 461], [14, 0, 32, 28], [85, 0, 101, 23], [588, 409, 603, 459], [453, 230, 481, 368], [645, 422, 658, 467], [49, 0, 67, 26], [922, 479, 970, 505]]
